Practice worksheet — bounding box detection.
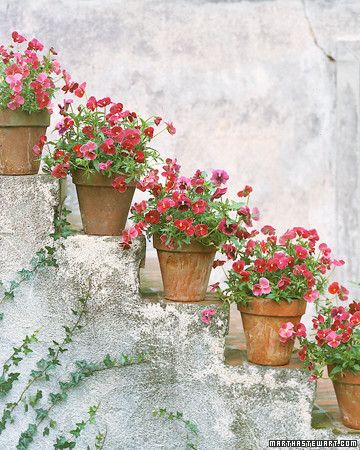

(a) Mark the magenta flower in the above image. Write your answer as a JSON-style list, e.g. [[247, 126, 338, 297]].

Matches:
[[6, 73, 23, 93], [211, 169, 229, 186], [98, 160, 112, 171], [201, 308, 216, 325], [278, 322, 295, 343], [252, 277, 271, 296]]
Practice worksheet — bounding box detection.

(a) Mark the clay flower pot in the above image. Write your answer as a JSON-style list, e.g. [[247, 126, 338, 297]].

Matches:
[[72, 170, 135, 236], [238, 298, 306, 366], [153, 235, 216, 302], [328, 365, 360, 429], [0, 109, 50, 175]]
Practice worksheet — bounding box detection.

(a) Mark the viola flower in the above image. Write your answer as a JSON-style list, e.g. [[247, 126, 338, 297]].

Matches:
[[86, 96, 97, 111], [111, 176, 128, 193], [157, 198, 175, 213], [211, 187, 227, 200], [144, 127, 154, 138], [252, 277, 271, 296], [222, 244, 236, 260], [338, 285, 349, 301], [232, 260, 245, 274], [154, 116, 162, 126], [237, 185, 253, 197], [99, 138, 116, 155], [350, 311, 360, 326], [80, 141, 97, 160], [328, 282, 340, 294], [213, 259, 226, 268], [98, 160, 112, 171], [279, 322, 295, 343], [178, 176, 191, 190], [252, 207, 260, 221], [8, 93, 24, 110], [165, 121, 176, 135], [261, 225, 276, 235], [294, 323, 307, 338], [218, 218, 237, 235], [278, 275, 291, 290], [294, 245, 308, 260], [298, 345, 307, 361], [27, 38, 44, 51], [12, 31, 26, 43], [144, 210, 161, 224], [326, 331, 341, 348], [209, 282, 220, 292], [303, 289, 319, 303], [51, 163, 67, 179], [194, 223, 208, 237], [192, 199, 207, 214], [201, 308, 216, 325], [211, 169, 229, 186]]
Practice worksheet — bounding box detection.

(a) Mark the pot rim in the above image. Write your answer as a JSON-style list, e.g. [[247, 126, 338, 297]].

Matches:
[[0, 109, 50, 127], [72, 169, 137, 187], [328, 365, 360, 384], [153, 234, 217, 254], [238, 296, 306, 317]]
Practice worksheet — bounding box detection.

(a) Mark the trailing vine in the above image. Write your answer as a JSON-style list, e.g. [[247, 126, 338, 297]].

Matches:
[[0, 330, 40, 398], [0, 204, 72, 319], [53, 403, 100, 449], [153, 408, 200, 450], [0, 293, 89, 435], [17, 353, 147, 449]]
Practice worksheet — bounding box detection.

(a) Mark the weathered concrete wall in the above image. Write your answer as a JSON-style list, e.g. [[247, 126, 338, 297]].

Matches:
[[1, 175, 359, 449], [1, 0, 359, 284]]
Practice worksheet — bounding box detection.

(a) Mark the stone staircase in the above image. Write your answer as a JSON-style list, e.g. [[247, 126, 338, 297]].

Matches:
[[0, 174, 359, 449]]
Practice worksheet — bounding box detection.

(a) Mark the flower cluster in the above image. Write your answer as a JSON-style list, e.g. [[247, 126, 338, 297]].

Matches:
[[280, 299, 360, 380], [41, 97, 175, 187], [121, 159, 258, 249], [222, 226, 345, 305], [0, 31, 84, 113]]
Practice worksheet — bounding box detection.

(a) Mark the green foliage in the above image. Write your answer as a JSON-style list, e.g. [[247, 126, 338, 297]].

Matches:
[[0, 330, 39, 397], [16, 352, 147, 449], [153, 407, 200, 450], [0, 294, 89, 435]]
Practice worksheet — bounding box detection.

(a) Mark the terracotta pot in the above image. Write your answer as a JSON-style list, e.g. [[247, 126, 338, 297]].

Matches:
[[72, 170, 136, 236], [328, 365, 360, 429], [238, 298, 306, 366], [153, 235, 216, 302], [0, 109, 50, 175]]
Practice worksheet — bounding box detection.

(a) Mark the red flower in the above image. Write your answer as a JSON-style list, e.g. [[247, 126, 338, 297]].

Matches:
[[294, 245, 308, 260], [51, 163, 67, 179], [237, 185, 253, 197], [74, 82, 86, 98], [36, 91, 50, 109], [192, 199, 207, 214], [86, 96, 97, 111], [97, 97, 111, 107], [254, 258, 266, 273], [350, 311, 360, 326], [165, 121, 176, 135], [261, 225, 276, 235], [154, 116, 162, 126], [218, 218, 237, 235], [328, 282, 340, 294], [211, 187, 227, 200], [100, 138, 116, 155], [134, 150, 145, 163], [82, 125, 95, 139], [222, 244, 236, 260], [232, 260, 245, 274], [12, 31, 26, 43], [144, 127, 154, 138], [174, 218, 193, 235], [195, 223, 208, 237], [298, 345, 307, 361], [144, 210, 160, 224], [266, 258, 278, 272], [27, 38, 44, 51], [111, 176, 128, 193]]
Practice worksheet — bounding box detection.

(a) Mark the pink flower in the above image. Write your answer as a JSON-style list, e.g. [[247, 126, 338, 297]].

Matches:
[[98, 160, 112, 171], [279, 229, 296, 245], [252, 277, 271, 296], [279, 322, 295, 343], [6, 73, 23, 93], [201, 308, 216, 325], [326, 331, 341, 348], [157, 198, 175, 213], [36, 72, 51, 88], [165, 121, 176, 135], [7, 94, 24, 110], [252, 207, 260, 221], [211, 169, 229, 186], [294, 245, 308, 260], [80, 141, 97, 160], [86, 96, 97, 111], [27, 38, 44, 51], [261, 225, 276, 235], [303, 289, 319, 303]]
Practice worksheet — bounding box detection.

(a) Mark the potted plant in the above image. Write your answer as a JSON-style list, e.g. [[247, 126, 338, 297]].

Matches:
[[0, 31, 83, 175], [42, 97, 175, 235], [221, 225, 345, 366], [282, 295, 359, 429], [122, 159, 257, 302]]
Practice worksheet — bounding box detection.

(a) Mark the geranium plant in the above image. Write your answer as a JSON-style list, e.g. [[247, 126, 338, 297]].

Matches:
[[41, 96, 175, 189], [222, 225, 346, 305], [121, 158, 259, 248], [280, 297, 360, 380], [0, 31, 84, 113]]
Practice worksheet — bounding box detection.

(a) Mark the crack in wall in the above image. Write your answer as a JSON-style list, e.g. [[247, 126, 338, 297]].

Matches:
[[301, 0, 336, 63]]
